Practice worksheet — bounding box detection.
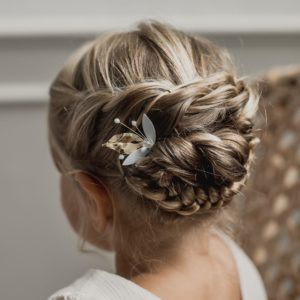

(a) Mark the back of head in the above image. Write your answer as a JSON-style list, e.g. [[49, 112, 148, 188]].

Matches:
[[48, 19, 261, 270]]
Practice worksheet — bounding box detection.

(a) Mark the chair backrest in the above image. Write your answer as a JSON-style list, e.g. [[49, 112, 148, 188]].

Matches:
[[241, 66, 300, 300]]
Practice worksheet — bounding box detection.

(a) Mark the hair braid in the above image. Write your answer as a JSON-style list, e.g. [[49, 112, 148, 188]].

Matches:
[[118, 71, 260, 215]]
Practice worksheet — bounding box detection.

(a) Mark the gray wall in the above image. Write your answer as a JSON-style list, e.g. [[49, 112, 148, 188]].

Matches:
[[1, 2, 300, 300], [1, 0, 300, 15]]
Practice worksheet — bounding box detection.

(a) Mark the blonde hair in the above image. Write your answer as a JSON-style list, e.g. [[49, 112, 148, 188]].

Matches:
[[48, 19, 260, 273]]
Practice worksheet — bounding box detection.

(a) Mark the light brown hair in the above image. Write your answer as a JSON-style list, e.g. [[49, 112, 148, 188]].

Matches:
[[48, 19, 260, 273]]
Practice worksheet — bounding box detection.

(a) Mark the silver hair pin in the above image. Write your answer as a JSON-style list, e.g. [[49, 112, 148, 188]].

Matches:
[[102, 113, 156, 166]]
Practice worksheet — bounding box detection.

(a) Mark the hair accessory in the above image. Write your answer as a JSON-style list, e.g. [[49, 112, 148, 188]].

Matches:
[[102, 113, 156, 166]]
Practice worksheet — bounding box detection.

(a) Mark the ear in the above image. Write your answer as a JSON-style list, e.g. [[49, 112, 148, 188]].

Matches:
[[73, 172, 113, 235]]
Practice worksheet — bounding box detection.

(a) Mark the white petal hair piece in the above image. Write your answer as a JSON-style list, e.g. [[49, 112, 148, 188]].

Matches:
[[102, 113, 156, 166]]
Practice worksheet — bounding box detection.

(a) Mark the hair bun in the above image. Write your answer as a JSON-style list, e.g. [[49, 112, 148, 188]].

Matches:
[[123, 72, 260, 216]]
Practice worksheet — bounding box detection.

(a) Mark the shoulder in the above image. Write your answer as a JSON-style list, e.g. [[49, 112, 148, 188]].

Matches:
[[216, 231, 268, 300], [48, 293, 82, 300], [47, 269, 100, 300], [47, 269, 161, 300]]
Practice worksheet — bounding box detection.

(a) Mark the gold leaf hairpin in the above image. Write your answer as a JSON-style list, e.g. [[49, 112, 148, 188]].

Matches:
[[102, 113, 156, 166]]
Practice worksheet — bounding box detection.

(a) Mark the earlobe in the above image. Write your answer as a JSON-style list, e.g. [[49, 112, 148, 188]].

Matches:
[[73, 172, 113, 234]]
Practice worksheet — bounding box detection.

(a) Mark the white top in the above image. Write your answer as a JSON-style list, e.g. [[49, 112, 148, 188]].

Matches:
[[48, 233, 267, 300]]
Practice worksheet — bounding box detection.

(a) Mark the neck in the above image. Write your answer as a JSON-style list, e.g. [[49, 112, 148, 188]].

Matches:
[[115, 227, 210, 277], [115, 229, 240, 300]]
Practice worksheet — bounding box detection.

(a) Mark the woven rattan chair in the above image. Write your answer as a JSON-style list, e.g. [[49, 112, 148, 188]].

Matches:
[[240, 66, 300, 300]]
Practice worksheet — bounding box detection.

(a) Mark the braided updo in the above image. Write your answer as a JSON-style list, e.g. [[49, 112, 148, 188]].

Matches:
[[48, 20, 260, 220], [123, 73, 260, 216]]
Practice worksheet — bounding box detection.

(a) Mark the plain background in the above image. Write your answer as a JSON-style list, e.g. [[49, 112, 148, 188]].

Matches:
[[0, 1, 300, 299]]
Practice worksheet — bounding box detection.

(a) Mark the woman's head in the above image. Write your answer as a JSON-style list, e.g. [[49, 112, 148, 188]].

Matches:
[[48, 19, 260, 273]]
